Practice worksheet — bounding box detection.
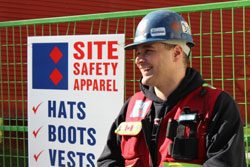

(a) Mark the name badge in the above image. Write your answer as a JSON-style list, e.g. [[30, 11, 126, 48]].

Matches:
[[115, 122, 142, 136]]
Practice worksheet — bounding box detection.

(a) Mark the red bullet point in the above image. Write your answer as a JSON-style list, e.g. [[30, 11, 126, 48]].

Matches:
[[32, 102, 42, 114], [34, 150, 44, 162], [32, 126, 43, 138]]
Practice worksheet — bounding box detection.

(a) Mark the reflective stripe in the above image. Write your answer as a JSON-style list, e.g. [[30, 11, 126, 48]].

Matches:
[[164, 162, 202, 167], [202, 83, 216, 89]]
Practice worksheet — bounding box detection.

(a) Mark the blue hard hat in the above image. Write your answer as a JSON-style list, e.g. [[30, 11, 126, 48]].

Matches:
[[125, 10, 194, 50]]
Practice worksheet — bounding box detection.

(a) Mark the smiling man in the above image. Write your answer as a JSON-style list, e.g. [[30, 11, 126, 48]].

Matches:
[[97, 10, 246, 167]]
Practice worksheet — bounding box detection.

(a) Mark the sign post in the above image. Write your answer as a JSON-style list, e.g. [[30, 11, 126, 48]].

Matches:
[[28, 34, 125, 167]]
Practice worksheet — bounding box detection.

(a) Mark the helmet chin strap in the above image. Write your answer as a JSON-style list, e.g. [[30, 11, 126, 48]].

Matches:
[[162, 40, 191, 56]]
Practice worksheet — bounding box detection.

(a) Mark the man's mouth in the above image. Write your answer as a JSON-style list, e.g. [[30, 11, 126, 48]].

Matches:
[[140, 66, 153, 74]]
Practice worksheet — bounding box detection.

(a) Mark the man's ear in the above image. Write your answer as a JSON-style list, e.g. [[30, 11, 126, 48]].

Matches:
[[172, 45, 183, 62]]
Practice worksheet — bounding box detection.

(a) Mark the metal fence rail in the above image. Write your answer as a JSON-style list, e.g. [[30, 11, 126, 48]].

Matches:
[[0, 0, 250, 166]]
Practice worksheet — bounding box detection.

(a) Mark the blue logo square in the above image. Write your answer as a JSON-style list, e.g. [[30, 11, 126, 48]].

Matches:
[[32, 43, 68, 90]]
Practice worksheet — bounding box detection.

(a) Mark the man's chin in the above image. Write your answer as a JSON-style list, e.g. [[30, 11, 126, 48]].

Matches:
[[141, 77, 153, 86]]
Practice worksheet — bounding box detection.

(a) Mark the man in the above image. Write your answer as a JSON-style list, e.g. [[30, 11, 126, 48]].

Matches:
[[97, 10, 246, 167]]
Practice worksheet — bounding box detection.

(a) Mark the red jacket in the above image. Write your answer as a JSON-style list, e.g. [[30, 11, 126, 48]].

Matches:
[[119, 85, 221, 167], [98, 68, 246, 167]]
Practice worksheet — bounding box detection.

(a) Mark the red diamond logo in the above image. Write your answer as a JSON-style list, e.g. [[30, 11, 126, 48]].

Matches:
[[50, 46, 62, 64], [50, 68, 63, 85]]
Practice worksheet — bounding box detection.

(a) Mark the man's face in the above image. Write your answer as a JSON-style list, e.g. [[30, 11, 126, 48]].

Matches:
[[135, 42, 176, 87]]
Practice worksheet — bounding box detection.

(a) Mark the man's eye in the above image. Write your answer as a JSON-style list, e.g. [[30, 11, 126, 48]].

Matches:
[[145, 50, 154, 54], [136, 50, 154, 56]]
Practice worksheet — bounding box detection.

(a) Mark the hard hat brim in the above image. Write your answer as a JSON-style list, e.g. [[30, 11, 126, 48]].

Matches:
[[124, 38, 194, 50], [125, 38, 169, 50]]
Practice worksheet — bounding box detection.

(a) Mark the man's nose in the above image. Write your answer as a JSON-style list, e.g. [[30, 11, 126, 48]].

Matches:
[[136, 54, 146, 64]]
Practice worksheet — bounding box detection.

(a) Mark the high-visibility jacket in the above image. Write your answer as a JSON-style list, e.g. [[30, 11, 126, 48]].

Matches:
[[116, 85, 221, 167]]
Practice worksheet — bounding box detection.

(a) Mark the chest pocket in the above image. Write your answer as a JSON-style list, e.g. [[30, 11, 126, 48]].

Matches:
[[116, 121, 147, 162]]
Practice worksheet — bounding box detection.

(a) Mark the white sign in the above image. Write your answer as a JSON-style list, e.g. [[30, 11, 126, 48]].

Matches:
[[27, 34, 125, 167]]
